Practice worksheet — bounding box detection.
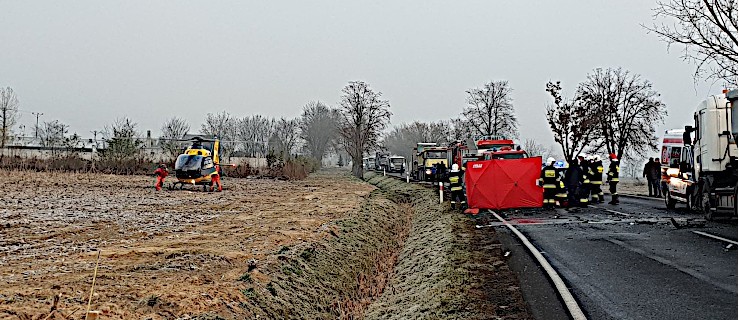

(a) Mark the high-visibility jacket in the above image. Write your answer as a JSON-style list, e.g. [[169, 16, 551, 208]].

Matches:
[[607, 160, 620, 182], [448, 171, 463, 191], [589, 161, 603, 185], [540, 165, 559, 189], [580, 160, 591, 184]]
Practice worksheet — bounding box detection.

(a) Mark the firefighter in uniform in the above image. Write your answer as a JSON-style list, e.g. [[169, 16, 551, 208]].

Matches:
[[579, 155, 591, 207], [607, 153, 620, 205], [448, 164, 465, 210], [540, 157, 559, 209], [590, 155, 604, 203], [555, 161, 569, 207]]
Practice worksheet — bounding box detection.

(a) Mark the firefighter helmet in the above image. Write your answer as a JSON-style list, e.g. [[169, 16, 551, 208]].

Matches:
[[546, 157, 556, 165], [451, 163, 459, 172], [609, 153, 617, 160]]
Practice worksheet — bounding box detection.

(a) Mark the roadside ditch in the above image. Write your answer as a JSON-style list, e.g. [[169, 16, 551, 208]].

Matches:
[[230, 172, 532, 319]]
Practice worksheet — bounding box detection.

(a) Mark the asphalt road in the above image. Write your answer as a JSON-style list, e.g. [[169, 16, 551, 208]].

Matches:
[[381, 171, 737, 319], [505, 195, 738, 320]]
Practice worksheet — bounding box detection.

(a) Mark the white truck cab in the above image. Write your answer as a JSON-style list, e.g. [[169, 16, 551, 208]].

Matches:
[[665, 90, 738, 219]]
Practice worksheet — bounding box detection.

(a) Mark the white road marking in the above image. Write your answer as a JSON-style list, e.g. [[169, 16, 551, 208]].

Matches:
[[606, 237, 737, 294], [588, 205, 631, 217], [692, 231, 739, 245], [491, 211, 587, 320], [620, 193, 663, 202]]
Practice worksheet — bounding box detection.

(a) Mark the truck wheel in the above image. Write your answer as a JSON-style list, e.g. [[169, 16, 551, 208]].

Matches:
[[665, 191, 676, 209]]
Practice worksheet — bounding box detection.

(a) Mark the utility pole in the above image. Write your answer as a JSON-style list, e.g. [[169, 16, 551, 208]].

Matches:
[[90, 130, 98, 146], [31, 112, 43, 138]]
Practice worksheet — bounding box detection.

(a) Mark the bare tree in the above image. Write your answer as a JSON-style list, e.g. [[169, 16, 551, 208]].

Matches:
[[37, 120, 67, 155], [462, 81, 518, 138], [577, 68, 667, 159], [382, 121, 449, 158], [201, 111, 237, 161], [0, 87, 19, 149], [448, 117, 472, 141], [300, 101, 338, 162], [523, 138, 555, 160], [337, 81, 392, 177], [159, 117, 190, 159], [37, 120, 81, 157], [545, 81, 601, 161], [644, 0, 738, 85], [237, 115, 274, 157], [272, 117, 300, 158]]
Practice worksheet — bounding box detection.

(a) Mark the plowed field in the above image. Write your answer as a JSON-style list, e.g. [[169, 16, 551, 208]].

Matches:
[[0, 169, 372, 319]]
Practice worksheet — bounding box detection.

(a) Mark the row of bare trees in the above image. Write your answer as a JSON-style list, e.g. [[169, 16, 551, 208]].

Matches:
[[546, 67, 667, 162], [381, 80, 520, 161]]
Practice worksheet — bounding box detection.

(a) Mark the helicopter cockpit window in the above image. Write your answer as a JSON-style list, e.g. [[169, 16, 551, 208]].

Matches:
[[202, 157, 214, 169], [175, 154, 204, 171]]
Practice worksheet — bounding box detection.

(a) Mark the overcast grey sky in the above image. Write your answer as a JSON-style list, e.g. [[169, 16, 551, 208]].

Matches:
[[0, 1, 724, 156]]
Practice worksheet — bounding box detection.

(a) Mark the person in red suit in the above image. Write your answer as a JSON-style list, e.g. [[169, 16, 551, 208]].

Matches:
[[154, 164, 168, 191]]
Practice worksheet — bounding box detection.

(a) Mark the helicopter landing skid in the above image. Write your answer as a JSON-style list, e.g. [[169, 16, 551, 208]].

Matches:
[[168, 181, 213, 192]]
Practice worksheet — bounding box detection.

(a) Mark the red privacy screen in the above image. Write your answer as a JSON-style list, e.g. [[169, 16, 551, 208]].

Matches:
[[465, 157, 543, 210]]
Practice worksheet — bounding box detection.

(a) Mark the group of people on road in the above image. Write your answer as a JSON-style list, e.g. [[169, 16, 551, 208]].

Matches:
[[643, 158, 663, 197], [541, 153, 620, 209]]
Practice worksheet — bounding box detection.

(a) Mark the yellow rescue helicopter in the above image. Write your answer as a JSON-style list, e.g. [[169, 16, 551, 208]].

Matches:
[[170, 136, 234, 191]]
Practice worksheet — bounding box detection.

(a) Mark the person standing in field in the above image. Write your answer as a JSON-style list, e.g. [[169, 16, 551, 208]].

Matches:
[[154, 164, 168, 191]]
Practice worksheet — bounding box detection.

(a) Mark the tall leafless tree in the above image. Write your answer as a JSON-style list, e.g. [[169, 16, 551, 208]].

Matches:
[[201, 111, 237, 161], [545, 81, 601, 161], [577, 68, 667, 159], [159, 117, 190, 159], [0, 87, 19, 149], [272, 117, 300, 158], [300, 101, 338, 162], [337, 81, 392, 177], [237, 115, 274, 157], [462, 80, 518, 138], [644, 0, 738, 85]]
